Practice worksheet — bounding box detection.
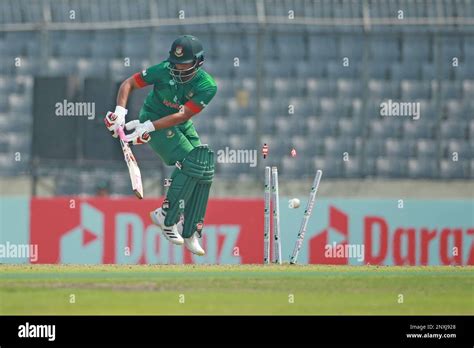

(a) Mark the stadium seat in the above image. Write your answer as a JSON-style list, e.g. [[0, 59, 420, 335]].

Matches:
[[287, 97, 315, 115], [261, 134, 291, 158], [214, 78, 235, 99], [368, 80, 400, 99], [351, 99, 363, 119], [324, 137, 357, 157], [307, 79, 337, 98], [421, 64, 436, 80], [364, 138, 386, 158], [444, 100, 471, 120], [46, 58, 78, 77], [307, 118, 337, 137], [275, 34, 306, 60], [454, 65, 474, 80], [123, 41, 150, 59], [367, 62, 390, 79], [204, 98, 226, 118], [402, 36, 431, 61], [462, 80, 474, 99], [0, 40, 24, 58], [91, 40, 122, 59], [375, 158, 408, 178], [77, 59, 108, 78], [440, 121, 468, 139], [337, 79, 363, 98], [385, 138, 416, 158], [308, 36, 337, 61], [261, 98, 285, 118], [273, 78, 306, 98], [13, 58, 41, 76], [214, 36, 243, 59], [391, 63, 422, 80], [290, 136, 313, 158], [370, 120, 402, 138], [440, 81, 462, 100], [8, 94, 31, 114], [439, 159, 470, 179], [295, 61, 326, 78], [0, 95, 8, 113], [370, 38, 400, 62], [319, 98, 339, 117], [281, 156, 310, 179], [440, 38, 462, 62], [408, 159, 438, 179], [342, 157, 364, 178], [401, 80, 432, 100], [416, 139, 438, 159], [56, 40, 91, 58], [403, 120, 436, 139], [313, 156, 343, 178], [109, 59, 144, 82], [339, 35, 364, 60], [274, 116, 306, 135], [328, 61, 360, 79], [442, 140, 472, 160], [338, 118, 363, 137]]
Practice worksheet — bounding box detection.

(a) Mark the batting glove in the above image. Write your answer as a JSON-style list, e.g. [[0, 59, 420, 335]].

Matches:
[[104, 106, 127, 138], [124, 120, 154, 145]]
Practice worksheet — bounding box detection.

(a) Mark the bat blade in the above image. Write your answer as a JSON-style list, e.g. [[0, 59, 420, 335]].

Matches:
[[118, 127, 144, 199]]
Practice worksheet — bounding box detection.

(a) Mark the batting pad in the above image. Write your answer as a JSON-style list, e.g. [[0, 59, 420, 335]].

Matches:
[[164, 145, 214, 235], [182, 149, 214, 238]]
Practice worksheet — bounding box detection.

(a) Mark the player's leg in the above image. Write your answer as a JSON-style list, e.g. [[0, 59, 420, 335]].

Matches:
[[164, 145, 214, 255], [174, 122, 214, 254], [140, 108, 195, 244], [182, 148, 214, 239], [180, 149, 214, 256], [163, 145, 213, 225], [160, 121, 203, 226]]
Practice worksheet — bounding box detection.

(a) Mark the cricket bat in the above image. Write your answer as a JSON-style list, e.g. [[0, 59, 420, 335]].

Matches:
[[118, 126, 144, 199]]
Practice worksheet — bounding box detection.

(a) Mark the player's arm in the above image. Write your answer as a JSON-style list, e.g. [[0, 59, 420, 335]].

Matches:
[[151, 104, 199, 130], [116, 74, 144, 107], [147, 78, 214, 130], [123, 104, 199, 145], [104, 71, 152, 138], [125, 85, 216, 145]]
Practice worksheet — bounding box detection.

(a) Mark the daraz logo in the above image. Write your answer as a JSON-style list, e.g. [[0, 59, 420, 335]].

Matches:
[[60, 203, 104, 263]]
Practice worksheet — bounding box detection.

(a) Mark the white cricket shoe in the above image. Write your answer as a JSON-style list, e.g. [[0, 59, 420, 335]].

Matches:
[[149, 208, 184, 245], [177, 222, 205, 256], [183, 232, 206, 256]]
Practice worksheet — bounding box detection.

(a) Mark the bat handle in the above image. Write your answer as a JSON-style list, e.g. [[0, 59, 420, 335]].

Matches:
[[117, 126, 127, 142]]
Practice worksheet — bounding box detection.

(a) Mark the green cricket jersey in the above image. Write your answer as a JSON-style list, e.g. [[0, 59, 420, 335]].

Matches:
[[134, 60, 217, 118], [133, 60, 217, 166]]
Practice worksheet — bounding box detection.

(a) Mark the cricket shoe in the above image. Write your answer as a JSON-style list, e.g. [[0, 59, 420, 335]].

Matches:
[[177, 222, 206, 256], [149, 208, 184, 245]]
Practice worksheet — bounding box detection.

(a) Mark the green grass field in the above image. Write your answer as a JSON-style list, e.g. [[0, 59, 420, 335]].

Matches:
[[1, 264, 473, 315]]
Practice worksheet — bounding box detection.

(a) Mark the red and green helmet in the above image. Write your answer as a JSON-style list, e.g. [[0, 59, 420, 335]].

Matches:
[[167, 35, 205, 83]]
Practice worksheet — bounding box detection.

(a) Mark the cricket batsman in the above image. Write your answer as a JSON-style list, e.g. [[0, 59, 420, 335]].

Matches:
[[104, 35, 217, 256]]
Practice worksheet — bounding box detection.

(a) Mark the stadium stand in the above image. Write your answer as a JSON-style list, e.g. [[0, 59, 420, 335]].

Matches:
[[0, 0, 472, 195]]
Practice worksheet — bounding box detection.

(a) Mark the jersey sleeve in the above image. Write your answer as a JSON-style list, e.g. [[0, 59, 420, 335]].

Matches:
[[184, 85, 217, 114], [133, 62, 167, 88]]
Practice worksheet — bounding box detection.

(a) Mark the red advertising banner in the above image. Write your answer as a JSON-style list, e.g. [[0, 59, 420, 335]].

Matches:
[[27, 197, 473, 265], [30, 197, 263, 264]]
